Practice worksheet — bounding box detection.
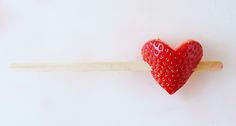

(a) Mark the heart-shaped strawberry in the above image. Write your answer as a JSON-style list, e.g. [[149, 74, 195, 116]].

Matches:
[[141, 39, 203, 94]]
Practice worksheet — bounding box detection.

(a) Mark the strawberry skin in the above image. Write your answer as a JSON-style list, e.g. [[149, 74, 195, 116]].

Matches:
[[141, 39, 203, 94]]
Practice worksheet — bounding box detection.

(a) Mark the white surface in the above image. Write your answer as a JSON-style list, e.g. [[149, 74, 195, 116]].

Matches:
[[0, 0, 236, 125]]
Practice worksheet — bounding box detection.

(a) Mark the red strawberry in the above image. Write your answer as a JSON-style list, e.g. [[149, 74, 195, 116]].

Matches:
[[141, 39, 203, 94]]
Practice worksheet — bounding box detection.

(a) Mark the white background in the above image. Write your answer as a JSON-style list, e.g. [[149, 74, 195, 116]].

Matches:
[[0, 0, 236, 125]]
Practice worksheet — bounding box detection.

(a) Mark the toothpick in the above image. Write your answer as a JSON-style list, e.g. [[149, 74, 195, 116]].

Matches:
[[10, 61, 223, 72]]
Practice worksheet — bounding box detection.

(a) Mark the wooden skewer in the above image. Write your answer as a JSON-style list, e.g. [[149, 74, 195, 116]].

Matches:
[[10, 61, 223, 72], [193, 61, 223, 71]]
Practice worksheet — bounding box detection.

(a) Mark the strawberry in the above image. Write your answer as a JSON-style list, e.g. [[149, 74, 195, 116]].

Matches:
[[141, 39, 203, 94]]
